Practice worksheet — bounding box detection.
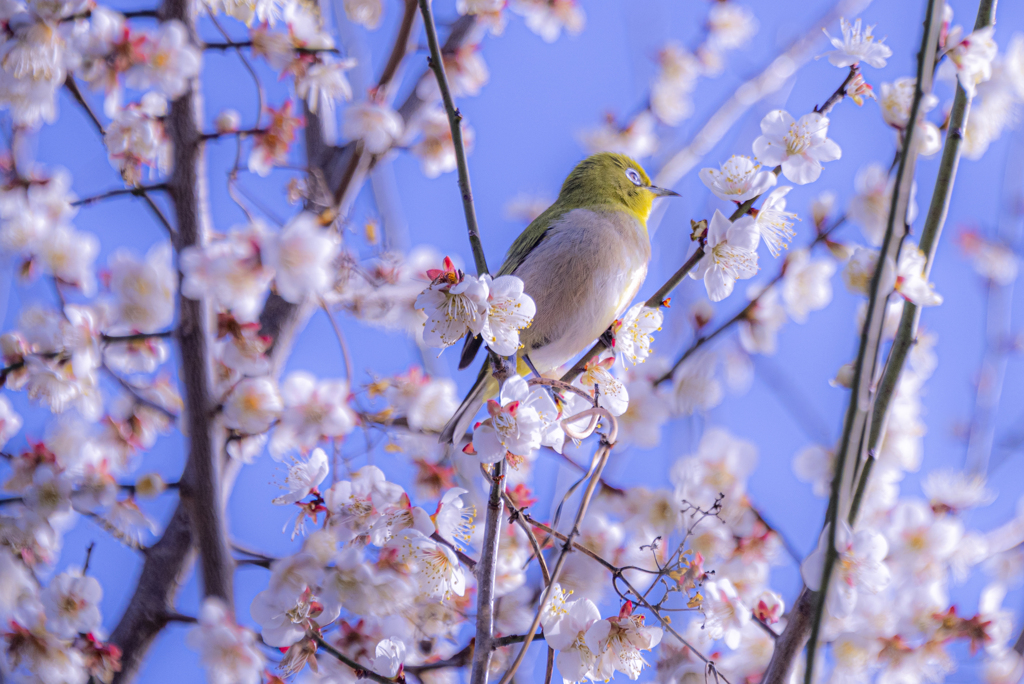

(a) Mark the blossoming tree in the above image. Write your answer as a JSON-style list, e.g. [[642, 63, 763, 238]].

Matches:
[[1, 0, 1023, 683]]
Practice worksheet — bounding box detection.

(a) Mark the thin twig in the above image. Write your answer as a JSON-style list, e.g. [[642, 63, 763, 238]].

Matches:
[[102, 330, 175, 343], [320, 299, 353, 380], [417, 0, 488, 277], [312, 633, 394, 684], [802, 2, 944, 682], [496, 414, 618, 684], [72, 184, 168, 206]]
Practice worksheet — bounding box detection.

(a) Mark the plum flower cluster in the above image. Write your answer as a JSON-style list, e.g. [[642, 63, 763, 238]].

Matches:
[[414, 256, 536, 356]]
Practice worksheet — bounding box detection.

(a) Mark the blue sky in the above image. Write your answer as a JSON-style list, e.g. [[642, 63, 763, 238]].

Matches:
[[4, 0, 1024, 681]]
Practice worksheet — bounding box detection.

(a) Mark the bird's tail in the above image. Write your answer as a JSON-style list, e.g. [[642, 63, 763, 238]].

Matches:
[[439, 359, 499, 446]]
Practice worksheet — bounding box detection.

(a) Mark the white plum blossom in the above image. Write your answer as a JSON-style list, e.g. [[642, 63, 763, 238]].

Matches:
[[849, 163, 919, 246], [223, 377, 283, 435], [186, 598, 265, 684], [702, 578, 751, 648], [894, 246, 942, 306], [739, 284, 786, 355], [343, 0, 382, 29], [923, 469, 996, 514], [580, 111, 658, 159], [706, 2, 758, 52], [478, 274, 536, 356], [567, 353, 629, 417], [959, 230, 1019, 285], [433, 487, 476, 551], [842, 246, 879, 295], [107, 242, 177, 333], [38, 225, 99, 296], [391, 528, 466, 600], [671, 353, 723, 416], [542, 585, 601, 683], [699, 155, 777, 203], [756, 186, 799, 257], [263, 211, 339, 304], [753, 110, 842, 185], [944, 25, 998, 97], [384, 368, 459, 433], [510, 0, 585, 43], [781, 249, 836, 323], [823, 18, 892, 68], [689, 209, 760, 302], [41, 568, 102, 639], [341, 101, 403, 154], [104, 93, 173, 184], [323, 465, 405, 542], [0, 396, 23, 450], [180, 221, 275, 322], [415, 257, 489, 350], [125, 20, 201, 98], [413, 106, 474, 178], [612, 303, 663, 366], [471, 375, 556, 464], [801, 521, 891, 618], [585, 601, 663, 681], [886, 499, 963, 574], [270, 372, 356, 458], [295, 56, 355, 115], [273, 448, 329, 505], [793, 443, 834, 498], [371, 638, 406, 679]]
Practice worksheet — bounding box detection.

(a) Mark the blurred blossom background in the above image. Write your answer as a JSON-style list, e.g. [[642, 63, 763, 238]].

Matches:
[[3, 0, 1024, 681]]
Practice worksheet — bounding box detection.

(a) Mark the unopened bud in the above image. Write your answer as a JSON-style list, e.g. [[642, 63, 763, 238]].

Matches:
[[830, 362, 855, 389], [215, 109, 241, 133], [134, 473, 166, 499], [690, 218, 708, 242]]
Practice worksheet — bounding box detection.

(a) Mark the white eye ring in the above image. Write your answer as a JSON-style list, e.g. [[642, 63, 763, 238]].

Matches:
[[625, 168, 642, 186]]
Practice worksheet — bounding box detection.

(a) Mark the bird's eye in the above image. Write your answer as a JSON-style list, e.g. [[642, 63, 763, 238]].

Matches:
[[625, 168, 642, 186]]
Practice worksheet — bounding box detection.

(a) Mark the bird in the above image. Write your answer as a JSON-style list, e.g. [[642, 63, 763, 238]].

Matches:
[[439, 152, 679, 445]]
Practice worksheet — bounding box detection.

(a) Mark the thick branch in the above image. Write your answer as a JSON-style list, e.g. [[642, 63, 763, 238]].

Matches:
[[470, 458, 506, 683]]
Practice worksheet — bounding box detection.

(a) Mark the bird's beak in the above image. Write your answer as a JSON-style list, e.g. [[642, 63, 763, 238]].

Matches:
[[649, 185, 680, 198]]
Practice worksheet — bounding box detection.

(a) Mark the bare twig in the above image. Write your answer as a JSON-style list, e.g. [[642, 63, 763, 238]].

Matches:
[[321, 298, 353, 380], [312, 633, 394, 684], [417, 0, 488, 277], [72, 184, 168, 206], [496, 414, 618, 684], [801, 3, 945, 682]]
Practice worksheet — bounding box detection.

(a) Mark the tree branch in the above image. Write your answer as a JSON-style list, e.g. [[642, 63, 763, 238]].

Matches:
[[417, 0, 488, 277], [800, 2, 944, 681], [470, 457, 506, 683], [496, 419, 616, 684]]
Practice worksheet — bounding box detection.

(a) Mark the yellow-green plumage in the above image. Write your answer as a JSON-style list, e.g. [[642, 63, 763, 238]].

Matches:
[[439, 153, 678, 445]]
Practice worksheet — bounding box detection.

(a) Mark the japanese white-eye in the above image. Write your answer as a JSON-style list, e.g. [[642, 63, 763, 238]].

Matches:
[[439, 152, 678, 445]]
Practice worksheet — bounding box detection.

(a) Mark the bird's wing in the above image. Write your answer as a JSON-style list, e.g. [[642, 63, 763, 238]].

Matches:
[[497, 204, 564, 276]]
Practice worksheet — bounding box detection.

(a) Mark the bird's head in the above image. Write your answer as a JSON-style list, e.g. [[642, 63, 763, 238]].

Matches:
[[558, 152, 679, 222]]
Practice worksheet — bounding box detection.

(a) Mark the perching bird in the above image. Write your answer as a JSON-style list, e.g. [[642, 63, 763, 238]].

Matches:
[[439, 152, 678, 445]]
